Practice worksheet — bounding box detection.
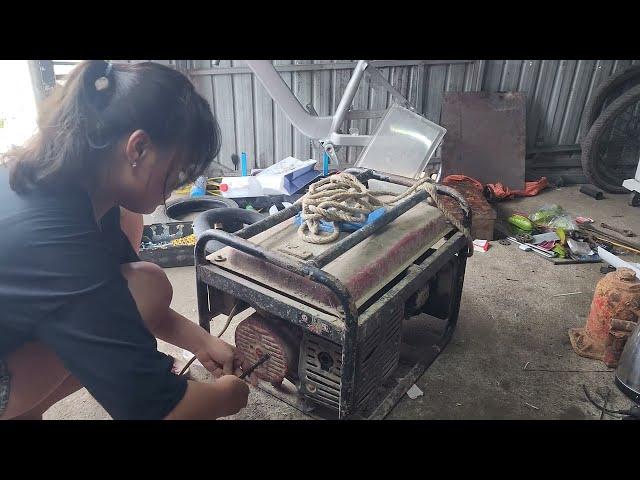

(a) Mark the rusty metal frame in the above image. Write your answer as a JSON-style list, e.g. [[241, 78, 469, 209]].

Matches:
[[362, 235, 468, 419], [194, 169, 471, 419]]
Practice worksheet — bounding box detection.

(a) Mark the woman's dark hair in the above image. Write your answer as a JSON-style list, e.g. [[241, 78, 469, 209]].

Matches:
[[3, 60, 220, 194]]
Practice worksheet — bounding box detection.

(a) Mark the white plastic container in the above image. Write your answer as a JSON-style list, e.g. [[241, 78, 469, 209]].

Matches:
[[218, 176, 264, 198]]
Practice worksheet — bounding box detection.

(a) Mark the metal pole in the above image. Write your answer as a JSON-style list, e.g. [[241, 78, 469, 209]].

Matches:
[[330, 60, 369, 133], [245, 60, 333, 139]]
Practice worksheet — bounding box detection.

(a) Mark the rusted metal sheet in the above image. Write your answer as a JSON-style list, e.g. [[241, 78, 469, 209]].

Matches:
[[199, 264, 344, 341], [440, 91, 526, 191]]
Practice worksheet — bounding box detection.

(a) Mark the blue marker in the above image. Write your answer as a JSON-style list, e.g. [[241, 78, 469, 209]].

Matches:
[[241, 152, 248, 177], [322, 152, 330, 176]]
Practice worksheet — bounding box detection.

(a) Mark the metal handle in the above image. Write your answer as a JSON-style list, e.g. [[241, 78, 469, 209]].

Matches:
[[195, 229, 357, 324]]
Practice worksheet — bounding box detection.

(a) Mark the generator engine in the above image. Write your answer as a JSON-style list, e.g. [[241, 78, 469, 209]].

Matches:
[[234, 312, 301, 386], [195, 169, 471, 419]]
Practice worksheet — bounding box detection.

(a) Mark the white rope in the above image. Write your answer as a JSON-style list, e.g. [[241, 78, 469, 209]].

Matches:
[[296, 172, 472, 248]]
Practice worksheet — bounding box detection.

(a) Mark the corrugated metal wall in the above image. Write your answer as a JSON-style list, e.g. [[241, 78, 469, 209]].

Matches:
[[51, 59, 640, 180], [186, 60, 480, 174], [183, 60, 640, 178]]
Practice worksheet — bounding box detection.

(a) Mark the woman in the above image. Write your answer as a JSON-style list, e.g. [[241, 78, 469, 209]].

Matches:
[[0, 60, 254, 420]]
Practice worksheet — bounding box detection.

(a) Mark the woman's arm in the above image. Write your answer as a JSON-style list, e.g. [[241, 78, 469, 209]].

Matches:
[[121, 262, 245, 379], [119, 216, 250, 381], [154, 308, 239, 376]]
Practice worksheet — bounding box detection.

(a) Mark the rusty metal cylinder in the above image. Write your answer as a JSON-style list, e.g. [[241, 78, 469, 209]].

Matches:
[[586, 268, 640, 340], [569, 268, 640, 366]]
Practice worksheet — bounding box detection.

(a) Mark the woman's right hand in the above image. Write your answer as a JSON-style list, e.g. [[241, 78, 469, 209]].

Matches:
[[215, 374, 250, 416]]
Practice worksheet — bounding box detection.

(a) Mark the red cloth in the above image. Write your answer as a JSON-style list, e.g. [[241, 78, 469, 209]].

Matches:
[[441, 175, 549, 201]]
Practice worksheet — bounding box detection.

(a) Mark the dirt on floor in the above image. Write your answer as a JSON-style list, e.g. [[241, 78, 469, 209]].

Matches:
[[45, 185, 640, 420]]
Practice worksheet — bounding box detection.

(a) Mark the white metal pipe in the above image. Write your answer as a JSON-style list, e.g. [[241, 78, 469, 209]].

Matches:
[[245, 60, 333, 139], [330, 61, 369, 133]]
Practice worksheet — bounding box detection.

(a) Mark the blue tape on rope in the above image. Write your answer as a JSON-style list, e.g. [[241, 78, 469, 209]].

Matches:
[[294, 207, 387, 233]]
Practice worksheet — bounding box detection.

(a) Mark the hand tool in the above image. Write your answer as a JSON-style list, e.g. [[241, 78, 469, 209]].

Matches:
[[580, 224, 640, 254], [239, 353, 271, 380], [601, 222, 635, 237], [506, 236, 556, 258]]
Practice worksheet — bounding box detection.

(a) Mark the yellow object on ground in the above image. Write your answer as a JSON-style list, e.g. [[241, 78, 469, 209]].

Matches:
[[171, 234, 197, 246], [173, 177, 223, 196]]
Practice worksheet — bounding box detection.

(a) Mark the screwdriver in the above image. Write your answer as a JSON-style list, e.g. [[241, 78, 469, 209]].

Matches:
[[239, 353, 270, 380]]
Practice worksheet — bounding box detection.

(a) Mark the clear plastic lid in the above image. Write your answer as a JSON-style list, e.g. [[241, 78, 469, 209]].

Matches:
[[355, 103, 446, 179]]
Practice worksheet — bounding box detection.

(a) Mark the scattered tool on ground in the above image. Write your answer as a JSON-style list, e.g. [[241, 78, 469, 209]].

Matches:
[[580, 224, 640, 254], [507, 236, 555, 258], [601, 222, 635, 237]]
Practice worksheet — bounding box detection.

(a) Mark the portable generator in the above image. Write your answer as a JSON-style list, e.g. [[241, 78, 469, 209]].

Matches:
[[194, 168, 471, 419]]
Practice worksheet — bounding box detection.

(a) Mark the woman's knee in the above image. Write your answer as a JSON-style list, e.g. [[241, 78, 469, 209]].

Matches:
[[121, 262, 173, 327], [0, 342, 73, 420]]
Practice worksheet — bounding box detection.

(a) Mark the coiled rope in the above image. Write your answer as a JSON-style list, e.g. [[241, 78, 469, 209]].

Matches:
[[296, 172, 472, 249]]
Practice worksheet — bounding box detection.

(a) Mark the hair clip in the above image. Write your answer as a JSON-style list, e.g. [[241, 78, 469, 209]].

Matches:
[[94, 61, 113, 92], [94, 76, 109, 91]]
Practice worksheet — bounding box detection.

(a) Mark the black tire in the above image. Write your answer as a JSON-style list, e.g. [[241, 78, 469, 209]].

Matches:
[[581, 84, 640, 193], [193, 207, 265, 254], [581, 65, 640, 135], [630, 192, 640, 207], [164, 196, 238, 221]]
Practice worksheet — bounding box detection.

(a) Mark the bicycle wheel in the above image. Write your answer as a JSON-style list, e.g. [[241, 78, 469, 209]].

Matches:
[[581, 83, 640, 193], [581, 64, 640, 135]]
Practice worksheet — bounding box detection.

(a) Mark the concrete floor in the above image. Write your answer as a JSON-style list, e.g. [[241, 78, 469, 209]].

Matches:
[[45, 185, 640, 420]]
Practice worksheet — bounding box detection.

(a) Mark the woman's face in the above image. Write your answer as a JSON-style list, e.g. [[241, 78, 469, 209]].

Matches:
[[114, 131, 189, 214]]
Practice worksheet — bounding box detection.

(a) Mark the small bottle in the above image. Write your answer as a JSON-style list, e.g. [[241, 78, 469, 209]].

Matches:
[[190, 175, 207, 197], [218, 176, 264, 198]]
